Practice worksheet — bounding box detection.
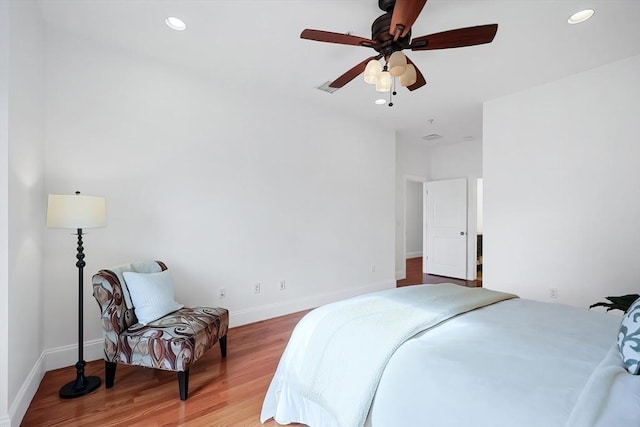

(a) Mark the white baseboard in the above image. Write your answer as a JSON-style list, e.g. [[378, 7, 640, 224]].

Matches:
[[405, 251, 422, 259], [44, 338, 104, 371], [6, 339, 105, 427], [230, 279, 395, 327], [7, 352, 45, 427], [44, 281, 397, 367]]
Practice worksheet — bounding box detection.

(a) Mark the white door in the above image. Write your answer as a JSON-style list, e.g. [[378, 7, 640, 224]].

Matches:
[[424, 178, 468, 279]]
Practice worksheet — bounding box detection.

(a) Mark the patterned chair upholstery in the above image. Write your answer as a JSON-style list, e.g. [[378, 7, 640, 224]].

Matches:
[[92, 260, 229, 400]]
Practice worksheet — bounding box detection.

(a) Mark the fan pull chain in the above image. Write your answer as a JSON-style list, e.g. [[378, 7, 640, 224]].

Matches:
[[388, 78, 395, 107]]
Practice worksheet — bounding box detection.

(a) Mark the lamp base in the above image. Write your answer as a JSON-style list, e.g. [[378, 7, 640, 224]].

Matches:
[[59, 375, 101, 399]]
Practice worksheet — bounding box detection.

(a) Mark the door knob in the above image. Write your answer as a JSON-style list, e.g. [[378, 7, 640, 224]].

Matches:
[[460, 232, 466, 236]]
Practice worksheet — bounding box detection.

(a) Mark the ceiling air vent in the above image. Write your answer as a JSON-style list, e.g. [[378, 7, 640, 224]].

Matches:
[[421, 134, 442, 141], [317, 81, 338, 94]]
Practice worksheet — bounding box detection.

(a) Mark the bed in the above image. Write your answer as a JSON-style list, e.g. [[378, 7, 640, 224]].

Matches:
[[260, 283, 640, 427]]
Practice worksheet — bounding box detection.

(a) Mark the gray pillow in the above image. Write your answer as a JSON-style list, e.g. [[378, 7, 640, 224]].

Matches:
[[617, 297, 640, 375]]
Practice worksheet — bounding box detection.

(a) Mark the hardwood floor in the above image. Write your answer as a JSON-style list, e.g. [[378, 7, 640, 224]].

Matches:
[[21, 311, 310, 427], [396, 257, 482, 288], [22, 260, 480, 426]]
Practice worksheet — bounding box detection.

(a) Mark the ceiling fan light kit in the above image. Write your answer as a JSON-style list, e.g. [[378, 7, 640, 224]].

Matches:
[[367, 52, 416, 93], [364, 59, 383, 84], [399, 63, 417, 87], [375, 69, 393, 92], [388, 51, 407, 76], [300, 0, 499, 106]]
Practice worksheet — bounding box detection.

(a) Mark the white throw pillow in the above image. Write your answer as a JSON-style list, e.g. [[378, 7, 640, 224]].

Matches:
[[122, 270, 183, 326], [617, 297, 640, 375]]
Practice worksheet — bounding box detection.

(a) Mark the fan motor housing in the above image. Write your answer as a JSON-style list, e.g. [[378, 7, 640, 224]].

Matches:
[[379, 0, 395, 12], [372, 12, 411, 56]]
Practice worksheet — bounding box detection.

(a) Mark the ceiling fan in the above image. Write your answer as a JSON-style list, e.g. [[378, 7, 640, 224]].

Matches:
[[301, 0, 498, 98]]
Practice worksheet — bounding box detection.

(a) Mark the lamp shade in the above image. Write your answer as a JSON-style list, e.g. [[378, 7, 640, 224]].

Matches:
[[375, 70, 392, 92], [399, 64, 417, 87], [388, 51, 407, 77], [363, 59, 382, 84], [47, 193, 106, 229]]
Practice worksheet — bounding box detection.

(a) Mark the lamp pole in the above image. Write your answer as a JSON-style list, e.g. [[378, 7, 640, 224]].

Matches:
[[58, 226, 101, 398], [50, 191, 104, 399]]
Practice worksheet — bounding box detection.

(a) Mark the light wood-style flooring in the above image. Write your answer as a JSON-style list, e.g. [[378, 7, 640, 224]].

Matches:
[[22, 258, 479, 426], [21, 310, 310, 427], [396, 257, 482, 288]]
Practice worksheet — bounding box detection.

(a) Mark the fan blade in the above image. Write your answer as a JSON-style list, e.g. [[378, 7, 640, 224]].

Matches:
[[405, 56, 426, 91], [329, 56, 379, 89], [390, 0, 428, 40], [301, 29, 377, 48], [410, 24, 498, 51]]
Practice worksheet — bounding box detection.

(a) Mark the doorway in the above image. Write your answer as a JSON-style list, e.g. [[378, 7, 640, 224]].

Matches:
[[399, 176, 481, 286], [399, 175, 427, 281], [405, 180, 424, 260]]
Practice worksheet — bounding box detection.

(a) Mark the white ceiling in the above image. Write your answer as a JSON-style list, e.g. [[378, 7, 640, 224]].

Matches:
[[37, 0, 640, 145]]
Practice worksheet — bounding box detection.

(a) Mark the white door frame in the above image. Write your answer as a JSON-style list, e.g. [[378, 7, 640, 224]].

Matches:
[[398, 174, 479, 281]]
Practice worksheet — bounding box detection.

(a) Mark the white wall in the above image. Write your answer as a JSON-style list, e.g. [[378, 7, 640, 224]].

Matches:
[[42, 28, 397, 368], [2, 1, 46, 426], [477, 178, 483, 234], [405, 181, 423, 257], [483, 54, 640, 309], [0, 1, 10, 424], [430, 141, 483, 181]]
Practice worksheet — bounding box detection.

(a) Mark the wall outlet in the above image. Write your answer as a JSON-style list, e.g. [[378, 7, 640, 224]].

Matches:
[[549, 288, 558, 299], [371, 264, 376, 273], [279, 280, 286, 290], [254, 283, 261, 294], [219, 288, 226, 299]]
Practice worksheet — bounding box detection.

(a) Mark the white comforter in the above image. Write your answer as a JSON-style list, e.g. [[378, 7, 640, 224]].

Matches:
[[261, 284, 639, 427], [261, 284, 516, 427], [365, 297, 637, 427]]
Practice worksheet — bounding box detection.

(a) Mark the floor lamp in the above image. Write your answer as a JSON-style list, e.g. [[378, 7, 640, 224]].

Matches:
[[47, 191, 106, 398]]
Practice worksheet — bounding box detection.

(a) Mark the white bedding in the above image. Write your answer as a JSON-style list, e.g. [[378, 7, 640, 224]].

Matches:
[[261, 285, 639, 427], [566, 344, 640, 427], [261, 284, 515, 427], [366, 297, 635, 427]]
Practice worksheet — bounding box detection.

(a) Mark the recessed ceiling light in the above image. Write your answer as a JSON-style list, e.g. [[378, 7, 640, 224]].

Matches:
[[374, 98, 387, 105], [165, 16, 186, 31], [568, 9, 594, 25]]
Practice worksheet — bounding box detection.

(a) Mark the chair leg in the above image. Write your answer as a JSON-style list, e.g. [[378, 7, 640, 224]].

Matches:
[[178, 370, 189, 401], [105, 361, 117, 388], [219, 335, 227, 358]]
